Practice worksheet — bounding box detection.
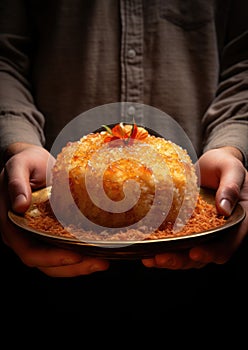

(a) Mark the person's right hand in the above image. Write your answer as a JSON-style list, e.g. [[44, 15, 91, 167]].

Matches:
[[0, 143, 110, 277]]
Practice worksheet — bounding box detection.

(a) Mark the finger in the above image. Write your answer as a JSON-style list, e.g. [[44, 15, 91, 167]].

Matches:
[[1, 214, 110, 273], [142, 257, 156, 267], [38, 258, 110, 277], [3, 216, 110, 275], [216, 161, 246, 216], [189, 246, 229, 265], [142, 252, 206, 270], [4, 158, 32, 213], [154, 253, 189, 269], [189, 230, 237, 265]]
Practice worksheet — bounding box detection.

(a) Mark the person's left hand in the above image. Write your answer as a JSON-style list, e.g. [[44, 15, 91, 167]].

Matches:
[[141, 147, 248, 269]]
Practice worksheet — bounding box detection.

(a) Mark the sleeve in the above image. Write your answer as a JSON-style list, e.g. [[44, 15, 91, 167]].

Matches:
[[0, 0, 46, 160], [202, 0, 248, 168]]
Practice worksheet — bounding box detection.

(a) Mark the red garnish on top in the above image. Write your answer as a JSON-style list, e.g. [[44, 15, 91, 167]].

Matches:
[[103, 122, 148, 146]]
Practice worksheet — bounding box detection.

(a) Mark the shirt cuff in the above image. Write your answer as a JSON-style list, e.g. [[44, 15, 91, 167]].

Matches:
[[203, 123, 248, 169], [0, 116, 44, 161]]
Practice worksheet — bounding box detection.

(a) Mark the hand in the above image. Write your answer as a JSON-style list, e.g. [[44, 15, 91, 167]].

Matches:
[[0, 143, 110, 277], [141, 147, 248, 269]]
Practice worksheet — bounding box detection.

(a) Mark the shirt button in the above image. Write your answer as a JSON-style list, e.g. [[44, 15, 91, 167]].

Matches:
[[127, 49, 136, 58], [127, 105, 136, 116]]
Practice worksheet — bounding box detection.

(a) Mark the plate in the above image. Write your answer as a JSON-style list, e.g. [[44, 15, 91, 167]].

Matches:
[[8, 187, 245, 259]]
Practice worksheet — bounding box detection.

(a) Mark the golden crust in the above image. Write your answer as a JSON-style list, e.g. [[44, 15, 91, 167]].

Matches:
[[50, 126, 198, 231]]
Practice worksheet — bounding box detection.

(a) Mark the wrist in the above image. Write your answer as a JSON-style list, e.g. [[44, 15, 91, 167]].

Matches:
[[219, 146, 244, 163], [3, 142, 43, 162]]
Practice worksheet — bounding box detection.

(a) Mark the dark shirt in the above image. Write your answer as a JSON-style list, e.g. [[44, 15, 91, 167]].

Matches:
[[0, 0, 248, 165]]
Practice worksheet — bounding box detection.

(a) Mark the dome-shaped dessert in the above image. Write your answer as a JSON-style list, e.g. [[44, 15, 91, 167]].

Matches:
[[50, 123, 199, 233]]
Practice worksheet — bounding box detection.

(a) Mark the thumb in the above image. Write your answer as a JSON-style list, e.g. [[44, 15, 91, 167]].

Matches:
[[5, 159, 32, 213], [216, 161, 246, 216]]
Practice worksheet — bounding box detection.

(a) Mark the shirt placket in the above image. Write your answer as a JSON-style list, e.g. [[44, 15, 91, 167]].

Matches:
[[120, 0, 144, 125]]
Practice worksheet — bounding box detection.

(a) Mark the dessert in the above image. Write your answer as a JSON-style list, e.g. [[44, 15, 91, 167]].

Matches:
[[50, 123, 200, 233]]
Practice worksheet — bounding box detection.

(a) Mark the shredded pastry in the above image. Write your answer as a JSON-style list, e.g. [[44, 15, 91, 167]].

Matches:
[[24, 192, 226, 241]]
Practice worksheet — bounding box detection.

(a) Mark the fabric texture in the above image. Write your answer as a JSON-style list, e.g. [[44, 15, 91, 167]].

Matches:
[[0, 0, 247, 166]]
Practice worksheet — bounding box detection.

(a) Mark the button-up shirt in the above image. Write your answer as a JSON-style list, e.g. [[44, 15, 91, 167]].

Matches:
[[0, 0, 247, 165]]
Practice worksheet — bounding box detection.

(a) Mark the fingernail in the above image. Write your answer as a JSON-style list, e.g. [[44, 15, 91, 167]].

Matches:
[[90, 264, 103, 272], [12, 194, 27, 211], [220, 198, 232, 216], [15, 194, 27, 205]]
